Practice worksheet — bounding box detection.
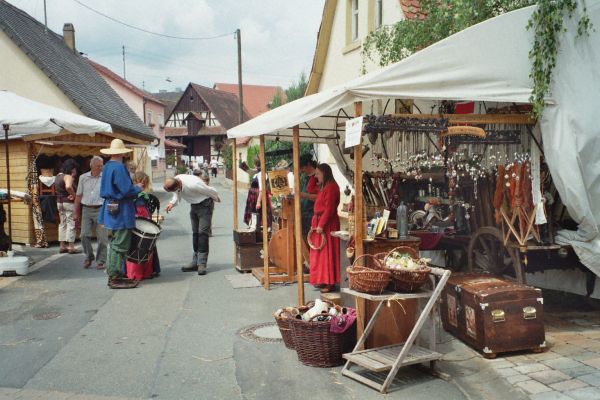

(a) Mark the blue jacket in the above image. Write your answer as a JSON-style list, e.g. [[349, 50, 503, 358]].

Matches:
[[98, 161, 140, 230]]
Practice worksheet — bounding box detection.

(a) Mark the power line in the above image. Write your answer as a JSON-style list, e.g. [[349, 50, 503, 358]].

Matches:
[[71, 0, 235, 40]]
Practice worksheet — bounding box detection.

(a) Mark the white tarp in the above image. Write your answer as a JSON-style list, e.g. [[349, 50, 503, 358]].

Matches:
[[0, 90, 112, 137], [228, 4, 600, 276]]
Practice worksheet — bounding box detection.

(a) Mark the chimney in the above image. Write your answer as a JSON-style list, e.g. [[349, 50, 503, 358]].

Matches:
[[63, 23, 76, 53]]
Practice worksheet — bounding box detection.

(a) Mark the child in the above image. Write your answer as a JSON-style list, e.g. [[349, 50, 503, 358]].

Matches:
[[125, 172, 160, 280]]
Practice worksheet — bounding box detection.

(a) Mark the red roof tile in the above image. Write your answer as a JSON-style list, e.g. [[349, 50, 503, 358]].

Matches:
[[399, 0, 426, 20], [164, 138, 186, 149], [88, 60, 164, 106], [213, 83, 285, 118]]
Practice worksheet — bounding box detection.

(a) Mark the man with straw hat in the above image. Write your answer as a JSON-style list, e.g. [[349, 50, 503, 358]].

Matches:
[[99, 139, 141, 289]]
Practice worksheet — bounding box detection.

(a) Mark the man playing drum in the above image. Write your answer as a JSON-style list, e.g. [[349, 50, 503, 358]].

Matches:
[[98, 139, 141, 289], [164, 174, 220, 275]]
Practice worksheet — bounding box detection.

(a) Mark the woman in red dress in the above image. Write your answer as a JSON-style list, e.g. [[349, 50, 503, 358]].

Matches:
[[309, 163, 340, 293]]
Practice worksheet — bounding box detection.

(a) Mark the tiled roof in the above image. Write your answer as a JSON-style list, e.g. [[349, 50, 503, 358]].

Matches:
[[0, 0, 155, 141], [189, 83, 250, 131], [164, 138, 186, 149], [152, 90, 182, 118], [88, 60, 163, 106], [399, 0, 426, 20], [165, 127, 188, 137], [213, 83, 286, 118]]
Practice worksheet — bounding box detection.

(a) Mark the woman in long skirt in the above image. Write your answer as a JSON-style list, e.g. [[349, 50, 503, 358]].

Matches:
[[309, 163, 340, 293]]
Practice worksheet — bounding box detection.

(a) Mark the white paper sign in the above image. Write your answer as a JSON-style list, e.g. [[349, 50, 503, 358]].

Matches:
[[345, 116, 363, 148]]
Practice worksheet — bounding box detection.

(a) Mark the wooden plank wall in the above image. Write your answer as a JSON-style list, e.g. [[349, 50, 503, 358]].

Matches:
[[0, 140, 34, 244]]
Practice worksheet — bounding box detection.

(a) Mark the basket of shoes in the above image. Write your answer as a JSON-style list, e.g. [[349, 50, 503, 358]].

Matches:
[[273, 300, 331, 350], [383, 246, 431, 292], [346, 254, 391, 294]]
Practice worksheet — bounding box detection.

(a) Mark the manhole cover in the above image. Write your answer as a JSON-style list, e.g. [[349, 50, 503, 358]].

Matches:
[[238, 322, 283, 343], [33, 312, 61, 320]]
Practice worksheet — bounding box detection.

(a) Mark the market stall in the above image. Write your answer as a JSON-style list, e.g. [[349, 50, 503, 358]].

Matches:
[[227, 3, 600, 393]]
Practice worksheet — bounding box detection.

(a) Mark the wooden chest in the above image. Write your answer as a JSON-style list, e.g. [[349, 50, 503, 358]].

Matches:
[[440, 272, 545, 358], [233, 229, 262, 245], [235, 243, 264, 272]]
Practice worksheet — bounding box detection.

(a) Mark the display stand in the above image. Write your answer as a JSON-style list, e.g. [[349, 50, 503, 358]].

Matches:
[[341, 266, 451, 393]]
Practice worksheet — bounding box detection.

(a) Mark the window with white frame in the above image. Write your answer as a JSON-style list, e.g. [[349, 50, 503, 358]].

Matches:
[[375, 0, 383, 29], [351, 0, 359, 41]]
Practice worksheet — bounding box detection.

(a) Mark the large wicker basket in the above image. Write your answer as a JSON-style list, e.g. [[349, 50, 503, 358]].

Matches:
[[384, 246, 431, 292], [290, 315, 356, 368], [273, 301, 331, 350], [347, 254, 391, 294], [274, 315, 296, 349]]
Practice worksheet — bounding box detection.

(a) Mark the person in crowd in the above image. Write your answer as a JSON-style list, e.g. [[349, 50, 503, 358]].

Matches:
[[56, 158, 80, 254], [28, 155, 52, 248], [99, 139, 141, 289], [252, 158, 273, 229], [309, 163, 340, 293], [195, 170, 214, 237], [210, 157, 219, 178], [74, 156, 108, 269], [125, 172, 159, 281], [164, 173, 220, 275], [299, 155, 319, 237]]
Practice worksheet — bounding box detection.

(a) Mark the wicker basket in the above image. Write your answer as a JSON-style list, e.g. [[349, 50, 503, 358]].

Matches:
[[347, 254, 391, 294], [274, 315, 296, 349], [273, 301, 331, 350], [384, 246, 431, 292], [290, 315, 356, 367]]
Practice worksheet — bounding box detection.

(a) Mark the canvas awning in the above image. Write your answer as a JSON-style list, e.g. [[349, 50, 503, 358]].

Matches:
[[0, 90, 112, 138], [228, 4, 600, 276]]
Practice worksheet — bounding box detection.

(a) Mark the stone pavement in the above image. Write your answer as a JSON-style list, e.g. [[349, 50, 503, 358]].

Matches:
[[478, 311, 600, 399]]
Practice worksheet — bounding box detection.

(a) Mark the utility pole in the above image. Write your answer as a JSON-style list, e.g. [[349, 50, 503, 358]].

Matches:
[[122, 45, 126, 80], [43, 0, 47, 33], [236, 29, 244, 125]]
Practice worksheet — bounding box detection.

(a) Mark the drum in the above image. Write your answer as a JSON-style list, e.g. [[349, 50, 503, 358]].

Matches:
[[127, 217, 162, 264]]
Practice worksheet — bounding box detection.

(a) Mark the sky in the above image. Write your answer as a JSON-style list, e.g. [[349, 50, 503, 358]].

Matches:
[[10, 0, 325, 93]]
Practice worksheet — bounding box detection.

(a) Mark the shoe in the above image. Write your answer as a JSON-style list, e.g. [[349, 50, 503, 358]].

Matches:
[[197, 264, 207, 275], [96, 263, 105, 270], [319, 285, 335, 293], [59, 248, 68, 254], [83, 259, 92, 269], [181, 262, 198, 272], [68, 249, 81, 254]]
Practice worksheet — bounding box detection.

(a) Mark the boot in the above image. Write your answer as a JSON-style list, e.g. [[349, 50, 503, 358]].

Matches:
[[181, 253, 198, 272], [197, 252, 208, 275]]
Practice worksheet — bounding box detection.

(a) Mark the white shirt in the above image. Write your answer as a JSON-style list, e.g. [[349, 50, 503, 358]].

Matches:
[[76, 171, 103, 206], [169, 174, 219, 206], [210, 160, 218, 168]]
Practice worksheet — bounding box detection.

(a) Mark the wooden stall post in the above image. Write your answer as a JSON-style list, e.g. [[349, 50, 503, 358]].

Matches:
[[232, 139, 238, 267], [259, 135, 270, 290], [292, 125, 305, 306], [352, 101, 365, 337], [353, 102, 364, 257]]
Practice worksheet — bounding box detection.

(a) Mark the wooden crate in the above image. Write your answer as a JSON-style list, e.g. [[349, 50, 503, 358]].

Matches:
[[235, 243, 264, 272]]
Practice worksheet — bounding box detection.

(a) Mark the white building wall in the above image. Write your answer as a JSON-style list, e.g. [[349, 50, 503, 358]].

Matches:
[[315, 0, 405, 201]]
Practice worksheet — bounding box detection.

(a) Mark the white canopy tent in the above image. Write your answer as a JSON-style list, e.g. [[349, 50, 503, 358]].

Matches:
[[0, 90, 112, 137], [0, 90, 112, 250], [228, 4, 600, 277]]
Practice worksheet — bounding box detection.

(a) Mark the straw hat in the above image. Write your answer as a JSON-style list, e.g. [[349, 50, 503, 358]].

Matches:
[[100, 138, 133, 155]]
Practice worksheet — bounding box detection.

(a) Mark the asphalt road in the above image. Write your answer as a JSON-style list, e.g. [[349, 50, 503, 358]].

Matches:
[[0, 179, 519, 399]]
